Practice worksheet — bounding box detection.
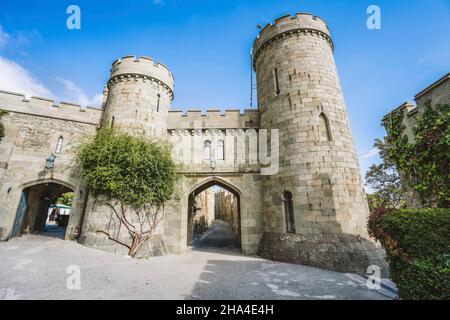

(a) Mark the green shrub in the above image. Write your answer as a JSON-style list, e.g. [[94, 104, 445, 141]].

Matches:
[[75, 127, 177, 207], [368, 208, 450, 299], [74, 128, 178, 257], [398, 258, 450, 300], [381, 208, 450, 261]]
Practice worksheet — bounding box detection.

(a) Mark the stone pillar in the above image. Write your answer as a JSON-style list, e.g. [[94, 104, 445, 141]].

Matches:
[[253, 13, 387, 274], [79, 55, 175, 257], [101, 55, 174, 139]]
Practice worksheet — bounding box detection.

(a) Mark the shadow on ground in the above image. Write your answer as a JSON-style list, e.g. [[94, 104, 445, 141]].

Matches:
[[36, 225, 67, 240], [186, 256, 390, 300]]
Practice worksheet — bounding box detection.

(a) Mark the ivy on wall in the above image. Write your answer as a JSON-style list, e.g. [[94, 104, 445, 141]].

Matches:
[[376, 101, 449, 208]]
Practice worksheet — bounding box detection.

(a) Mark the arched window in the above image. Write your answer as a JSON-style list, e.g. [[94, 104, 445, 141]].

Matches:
[[319, 113, 332, 141], [217, 140, 224, 160], [156, 93, 161, 112], [273, 68, 281, 95], [204, 140, 211, 160], [55, 136, 64, 154], [282, 191, 295, 233]]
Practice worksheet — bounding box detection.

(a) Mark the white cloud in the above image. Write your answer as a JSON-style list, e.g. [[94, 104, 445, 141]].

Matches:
[[359, 148, 380, 159], [418, 54, 430, 64], [0, 56, 102, 108], [0, 24, 10, 49], [56, 78, 103, 107], [0, 56, 53, 98], [153, 0, 165, 5], [0, 24, 42, 55], [0, 24, 100, 108]]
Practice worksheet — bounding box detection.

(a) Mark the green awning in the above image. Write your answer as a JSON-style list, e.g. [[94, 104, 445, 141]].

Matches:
[[50, 204, 72, 209]]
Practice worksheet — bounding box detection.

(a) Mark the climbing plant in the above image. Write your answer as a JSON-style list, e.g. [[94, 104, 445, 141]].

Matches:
[[375, 101, 449, 207], [75, 128, 178, 257]]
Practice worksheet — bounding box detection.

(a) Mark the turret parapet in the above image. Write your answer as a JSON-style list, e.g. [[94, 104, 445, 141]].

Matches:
[[253, 12, 333, 67], [167, 109, 259, 130], [0, 89, 102, 125], [109, 55, 174, 97]]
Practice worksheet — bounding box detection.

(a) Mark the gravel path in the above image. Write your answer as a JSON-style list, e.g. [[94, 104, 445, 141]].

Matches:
[[0, 234, 392, 300]]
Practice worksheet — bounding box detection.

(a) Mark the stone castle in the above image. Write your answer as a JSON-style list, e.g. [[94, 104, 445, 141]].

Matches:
[[383, 73, 450, 207], [0, 12, 386, 274]]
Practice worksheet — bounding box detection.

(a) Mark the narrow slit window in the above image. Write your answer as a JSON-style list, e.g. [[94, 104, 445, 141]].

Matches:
[[273, 68, 281, 95], [204, 140, 211, 160], [217, 140, 224, 160], [319, 113, 332, 141], [111, 116, 115, 129], [283, 191, 295, 233], [55, 136, 64, 154], [157, 93, 161, 112]]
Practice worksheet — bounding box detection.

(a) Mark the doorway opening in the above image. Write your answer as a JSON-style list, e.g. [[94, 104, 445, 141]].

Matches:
[[11, 183, 74, 240], [187, 181, 241, 251]]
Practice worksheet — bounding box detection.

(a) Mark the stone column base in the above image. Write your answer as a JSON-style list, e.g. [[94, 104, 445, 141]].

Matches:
[[258, 232, 389, 276]]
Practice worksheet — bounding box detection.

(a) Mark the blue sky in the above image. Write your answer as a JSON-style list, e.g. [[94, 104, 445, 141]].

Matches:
[[0, 0, 449, 180]]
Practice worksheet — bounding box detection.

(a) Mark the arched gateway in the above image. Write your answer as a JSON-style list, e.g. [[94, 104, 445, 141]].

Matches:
[[11, 182, 74, 239], [187, 178, 242, 249], [0, 12, 388, 274]]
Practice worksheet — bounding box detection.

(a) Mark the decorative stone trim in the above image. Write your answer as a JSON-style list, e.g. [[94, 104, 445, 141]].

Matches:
[[253, 28, 334, 69], [107, 73, 174, 101]]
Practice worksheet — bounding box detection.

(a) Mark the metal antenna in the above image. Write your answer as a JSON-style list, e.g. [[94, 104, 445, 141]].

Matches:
[[250, 48, 254, 109]]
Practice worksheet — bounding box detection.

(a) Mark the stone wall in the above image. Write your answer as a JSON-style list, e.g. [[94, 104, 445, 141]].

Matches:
[[383, 73, 450, 207], [215, 189, 239, 236], [0, 95, 100, 240], [384, 73, 449, 144], [193, 188, 215, 233], [169, 129, 260, 174]]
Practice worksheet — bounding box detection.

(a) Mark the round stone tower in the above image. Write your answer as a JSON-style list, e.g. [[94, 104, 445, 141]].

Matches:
[[102, 55, 174, 139], [254, 13, 386, 273]]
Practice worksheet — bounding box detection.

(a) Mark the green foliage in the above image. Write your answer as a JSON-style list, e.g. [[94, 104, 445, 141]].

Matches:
[[378, 102, 450, 207], [55, 192, 74, 207], [397, 258, 450, 300], [0, 110, 7, 142], [366, 193, 383, 213], [75, 128, 177, 208], [381, 208, 450, 261], [368, 208, 450, 299], [365, 163, 405, 210]]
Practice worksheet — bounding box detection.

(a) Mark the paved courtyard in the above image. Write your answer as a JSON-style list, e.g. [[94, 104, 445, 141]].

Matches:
[[0, 231, 394, 300]]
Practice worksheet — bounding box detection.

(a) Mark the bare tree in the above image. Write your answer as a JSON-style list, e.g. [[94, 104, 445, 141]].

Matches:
[[97, 201, 164, 257]]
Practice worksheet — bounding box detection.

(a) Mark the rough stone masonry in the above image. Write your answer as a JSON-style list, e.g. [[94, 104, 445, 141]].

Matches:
[[0, 12, 387, 274]]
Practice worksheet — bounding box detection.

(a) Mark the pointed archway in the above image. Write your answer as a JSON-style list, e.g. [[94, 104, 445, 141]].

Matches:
[[187, 178, 241, 251], [11, 182, 74, 239]]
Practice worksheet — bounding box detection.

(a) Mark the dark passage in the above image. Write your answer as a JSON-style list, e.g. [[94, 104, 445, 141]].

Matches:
[[193, 220, 239, 249]]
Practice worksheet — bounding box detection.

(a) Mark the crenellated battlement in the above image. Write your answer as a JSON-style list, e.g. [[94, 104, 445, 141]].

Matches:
[[253, 12, 333, 67], [167, 109, 259, 130], [109, 55, 174, 95], [0, 89, 102, 125]]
